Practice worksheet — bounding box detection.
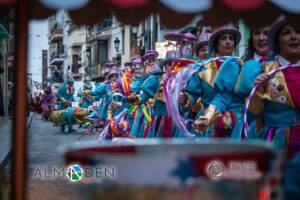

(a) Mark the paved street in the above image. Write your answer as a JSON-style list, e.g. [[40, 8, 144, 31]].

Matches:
[[27, 113, 93, 167], [26, 114, 95, 200]]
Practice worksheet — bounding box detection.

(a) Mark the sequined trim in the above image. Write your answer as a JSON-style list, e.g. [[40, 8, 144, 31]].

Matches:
[[198, 60, 219, 87], [265, 71, 295, 108]]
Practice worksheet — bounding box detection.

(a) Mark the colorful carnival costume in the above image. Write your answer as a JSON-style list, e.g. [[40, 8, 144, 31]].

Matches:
[[237, 17, 300, 159], [55, 79, 75, 132], [78, 76, 94, 108], [103, 67, 134, 138], [115, 56, 147, 135], [194, 32, 211, 61], [100, 58, 153, 139], [240, 56, 300, 157], [184, 24, 242, 138], [56, 79, 75, 110], [51, 107, 90, 127], [234, 30, 271, 139], [181, 57, 224, 137], [89, 63, 118, 126], [144, 66, 166, 138], [33, 93, 43, 114], [41, 86, 56, 121], [201, 57, 245, 139], [181, 32, 197, 59], [128, 50, 161, 138], [147, 32, 197, 138], [179, 32, 211, 121], [90, 64, 123, 138], [81, 74, 108, 134]]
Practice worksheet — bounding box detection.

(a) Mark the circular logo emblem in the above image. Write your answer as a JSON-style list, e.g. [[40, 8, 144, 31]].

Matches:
[[206, 161, 225, 179], [67, 164, 83, 182], [279, 96, 287, 103]]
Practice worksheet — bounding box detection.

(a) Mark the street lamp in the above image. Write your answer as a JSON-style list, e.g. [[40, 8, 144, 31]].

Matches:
[[114, 37, 121, 66], [131, 26, 138, 34], [114, 37, 120, 52]]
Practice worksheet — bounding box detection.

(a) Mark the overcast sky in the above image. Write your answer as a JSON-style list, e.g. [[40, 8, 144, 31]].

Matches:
[[28, 20, 49, 84]]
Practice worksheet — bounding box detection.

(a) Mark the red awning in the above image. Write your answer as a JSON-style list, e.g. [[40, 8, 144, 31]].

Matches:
[[27, 0, 300, 28], [0, 1, 298, 28], [0, 0, 286, 27], [0, 0, 16, 3]]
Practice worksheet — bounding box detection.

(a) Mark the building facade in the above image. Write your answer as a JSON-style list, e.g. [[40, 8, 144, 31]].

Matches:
[[47, 12, 250, 83], [86, 15, 132, 78], [0, 15, 13, 119], [48, 14, 65, 83], [49, 17, 65, 83], [65, 24, 88, 80], [41, 49, 48, 87]]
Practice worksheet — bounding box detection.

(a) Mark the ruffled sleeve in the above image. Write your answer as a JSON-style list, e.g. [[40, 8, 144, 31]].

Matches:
[[56, 83, 66, 98], [210, 57, 242, 112], [90, 84, 106, 96], [139, 75, 160, 103], [235, 59, 262, 97], [56, 83, 71, 103], [184, 71, 204, 103], [130, 75, 146, 93]]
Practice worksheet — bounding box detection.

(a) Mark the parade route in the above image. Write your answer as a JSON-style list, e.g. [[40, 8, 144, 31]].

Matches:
[[26, 114, 95, 200], [27, 114, 94, 167], [1, 3, 300, 199]]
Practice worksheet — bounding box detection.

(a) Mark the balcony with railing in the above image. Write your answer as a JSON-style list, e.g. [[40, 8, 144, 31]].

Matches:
[[49, 43, 64, 65], [49, 27, 63, 42], [87, 16, 113, 41], [96, 17, 113, 33], [49, 53, 64, 65]]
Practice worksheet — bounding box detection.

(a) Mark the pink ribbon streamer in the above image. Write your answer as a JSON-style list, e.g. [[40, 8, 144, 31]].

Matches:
[[163, 56, 239, 138], [242, 64, 293, 139]]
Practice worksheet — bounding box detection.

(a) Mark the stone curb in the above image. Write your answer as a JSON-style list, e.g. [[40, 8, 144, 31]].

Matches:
[[0, 113, 33, 168]]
